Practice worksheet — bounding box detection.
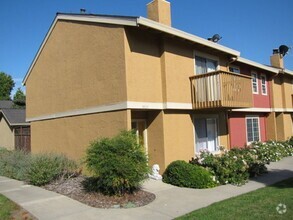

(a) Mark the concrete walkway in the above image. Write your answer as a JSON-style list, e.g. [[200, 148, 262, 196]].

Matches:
[[1, 157, 293, 220]]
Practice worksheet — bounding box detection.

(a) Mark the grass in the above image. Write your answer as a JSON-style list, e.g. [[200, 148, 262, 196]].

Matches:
[[177, 177, 293, 220], [0, 194, 19, 220]]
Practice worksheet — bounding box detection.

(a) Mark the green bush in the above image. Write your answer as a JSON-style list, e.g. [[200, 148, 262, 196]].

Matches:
[[162, 160, 216, 189], [229, 148, 267, 177], [190, 139, 293, 186], [27, 153, 77, 186], [0, 148, 31, 181], [252, 141, 293, 163], [85, 130, 149, 195], [190, 151, 249, 185]]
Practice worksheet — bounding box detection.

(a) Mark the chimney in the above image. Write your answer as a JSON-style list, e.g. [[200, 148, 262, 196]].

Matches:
[[147, 0, 171, 26], [270, 49, 284, 69]]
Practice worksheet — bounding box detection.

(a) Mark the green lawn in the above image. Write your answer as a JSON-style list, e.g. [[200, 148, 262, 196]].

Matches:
[[177, 177, 293, 220], [0, 194, 19, 220]]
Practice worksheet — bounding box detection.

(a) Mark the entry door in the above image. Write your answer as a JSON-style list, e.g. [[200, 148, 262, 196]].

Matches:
[[131, 120, 148, 154], [195, 118, 218, 152]]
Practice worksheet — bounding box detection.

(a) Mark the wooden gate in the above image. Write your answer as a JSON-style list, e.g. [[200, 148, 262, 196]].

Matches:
[[14, 126, 31, 152]]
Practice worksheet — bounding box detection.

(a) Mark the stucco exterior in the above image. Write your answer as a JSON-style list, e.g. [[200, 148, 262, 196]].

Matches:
[[31, 110, 130, 160], [0, 116, 14, 150], [26, 21, 127, 119], [23, 8, 293, 172], [124, 28, 163, 103]]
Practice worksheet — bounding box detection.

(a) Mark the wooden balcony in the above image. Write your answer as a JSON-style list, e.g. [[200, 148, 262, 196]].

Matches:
[[190, 70, 253, 109]]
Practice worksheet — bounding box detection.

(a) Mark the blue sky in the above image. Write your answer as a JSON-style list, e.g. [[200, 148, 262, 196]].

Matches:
[[1, 0, 293, 96]]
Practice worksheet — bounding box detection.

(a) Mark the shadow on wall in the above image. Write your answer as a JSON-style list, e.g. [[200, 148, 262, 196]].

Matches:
[[125, 27, 194, 59]]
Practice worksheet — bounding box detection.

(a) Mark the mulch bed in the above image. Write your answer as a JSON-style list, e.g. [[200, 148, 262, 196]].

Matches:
[[42, 176, 156, 209]]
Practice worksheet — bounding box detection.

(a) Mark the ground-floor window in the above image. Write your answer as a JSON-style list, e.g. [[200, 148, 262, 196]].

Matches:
[[246, 116, 260, 142], [194, 117, 218, 152]]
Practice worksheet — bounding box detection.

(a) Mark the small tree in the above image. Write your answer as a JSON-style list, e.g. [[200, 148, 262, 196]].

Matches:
[[85, 130, 149, 195], [13, 88, 26, 108], [0, 72, 15, 100]]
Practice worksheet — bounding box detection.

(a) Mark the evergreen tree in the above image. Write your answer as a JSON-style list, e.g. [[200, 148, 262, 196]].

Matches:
[[13, 88, 26, 108]]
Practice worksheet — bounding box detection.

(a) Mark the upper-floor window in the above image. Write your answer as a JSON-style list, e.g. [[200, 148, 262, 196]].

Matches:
[[260, 74, 267, 95], [195, 56, 218, 75], [251, 72, 258, 94], [229, 66, 240, 74]]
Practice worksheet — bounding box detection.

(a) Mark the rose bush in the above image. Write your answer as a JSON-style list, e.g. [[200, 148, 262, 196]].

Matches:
[[190, 139, 293, 186]]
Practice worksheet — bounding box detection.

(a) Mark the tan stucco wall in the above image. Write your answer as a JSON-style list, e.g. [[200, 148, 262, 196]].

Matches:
[[162, 111, 194, 167], [272, 77, 283, 108], [283, 75, 293, 108], [272, 75, 293, 109], [275, 112, 293, 141], [26, 20, 127, 119], [146, 111, 166, 171], [0, 116, 14, 150], [162, 40, 194, 103], [124, 28, 163, 103], [30, 110, 130, 161], [218, 112, 229, 148], [282, 113, 293, 139], [266, 113, 277, 140], [124, 28, 230, 105]]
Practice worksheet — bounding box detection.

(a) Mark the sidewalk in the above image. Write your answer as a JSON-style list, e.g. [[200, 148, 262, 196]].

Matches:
[[1, 156, 293, 220]]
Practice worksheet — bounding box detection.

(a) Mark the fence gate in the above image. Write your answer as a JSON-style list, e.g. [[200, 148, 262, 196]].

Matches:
[[14, 126, 31, 152]]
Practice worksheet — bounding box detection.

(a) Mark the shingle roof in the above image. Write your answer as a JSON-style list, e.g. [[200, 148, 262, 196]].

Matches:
[[0, 100, 13, 109], [0, 109, 28, 126]]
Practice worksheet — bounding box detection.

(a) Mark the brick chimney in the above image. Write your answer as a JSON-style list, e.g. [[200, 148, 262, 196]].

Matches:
[[270, 49, 284, 69], [147, 0, 171, 26]]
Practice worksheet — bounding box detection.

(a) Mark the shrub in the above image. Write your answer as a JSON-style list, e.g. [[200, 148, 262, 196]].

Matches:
[[162, 160, 216, 188], [0, 148, 31, 181], [27, 153, 77, 186], [85, 130, 149, 195], [190, 138, 293, 186], [190, 150, 250, 185], [252, 141, 293, 163], [229, 148, 267, 178]]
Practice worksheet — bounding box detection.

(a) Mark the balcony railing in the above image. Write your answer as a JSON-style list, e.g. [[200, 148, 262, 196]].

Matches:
[[190, 70, 253, 109]]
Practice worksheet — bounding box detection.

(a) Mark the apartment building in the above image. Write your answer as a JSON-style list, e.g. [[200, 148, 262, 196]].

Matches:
[[23, 0, 293, 171]]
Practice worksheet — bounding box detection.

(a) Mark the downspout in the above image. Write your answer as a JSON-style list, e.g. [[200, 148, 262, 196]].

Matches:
[[226, 56, 238, 70]]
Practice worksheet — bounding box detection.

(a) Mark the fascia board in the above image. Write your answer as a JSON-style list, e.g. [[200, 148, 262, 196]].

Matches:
[[284, 69, 293, 76], [237, 57, 279, 74]]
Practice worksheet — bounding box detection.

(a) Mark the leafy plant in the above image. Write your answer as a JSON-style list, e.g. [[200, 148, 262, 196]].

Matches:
[[162, 160, 216, 188], [27, 153, 77, 186], [0, 71, 15, 100], [0, 148, 31, 181], [190, 138, 293, 186], [13, 87, 26, 108], [85, 130, 149, 195]]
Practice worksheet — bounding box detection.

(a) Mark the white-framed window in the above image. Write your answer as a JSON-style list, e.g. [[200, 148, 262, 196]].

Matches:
[[193, 116, 219, 153], [246, 116, 260, 143], [229, 66, 240, 74], [195, 56, 218, 74], [260, 74, 267, 95], [194, 51, 219, 75], [251, 72, 258, 94]]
